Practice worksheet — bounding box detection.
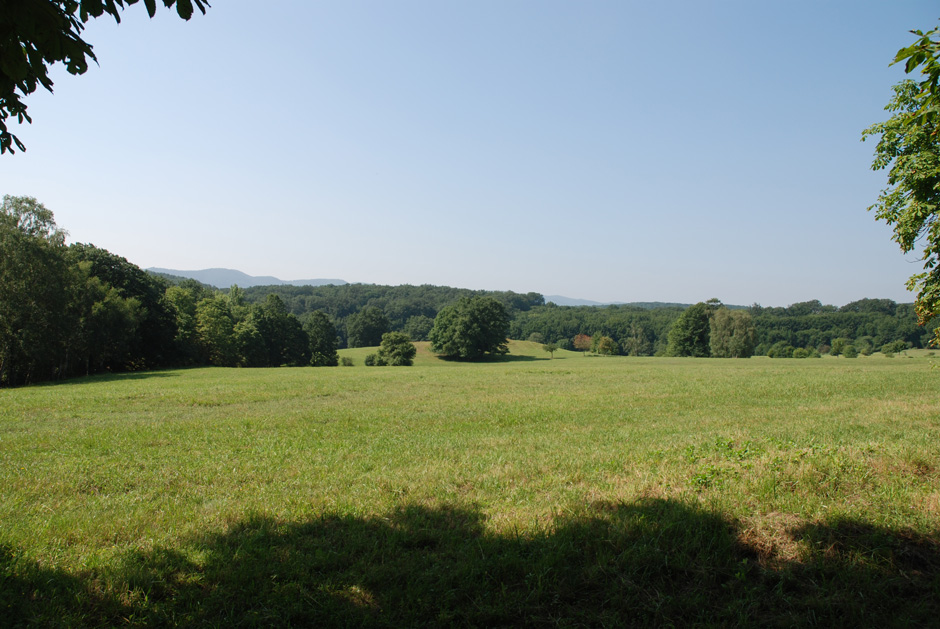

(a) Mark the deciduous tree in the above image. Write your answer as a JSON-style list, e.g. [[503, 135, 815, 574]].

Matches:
[[429, 297, 510, 360], [666, 303, 711, 357], [347, 306, 389, 348], [864, 24, 940, 346], [303, 311, 339, 367], [377, 332, 416, 366]]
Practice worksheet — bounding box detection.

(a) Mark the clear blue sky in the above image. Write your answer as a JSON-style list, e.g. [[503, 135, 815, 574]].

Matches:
[[2, 1, 937, 306]]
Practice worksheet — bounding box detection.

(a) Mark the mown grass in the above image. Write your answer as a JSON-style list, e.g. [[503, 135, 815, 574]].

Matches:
[[1, 344, 938, 626]]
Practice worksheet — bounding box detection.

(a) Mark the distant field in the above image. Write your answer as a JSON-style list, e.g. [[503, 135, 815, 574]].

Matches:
[[2, 343, 938, 626]]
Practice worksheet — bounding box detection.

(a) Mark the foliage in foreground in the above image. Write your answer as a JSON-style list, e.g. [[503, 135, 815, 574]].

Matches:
[[0, 0, 208, 154], [865, 23, 940, 347]]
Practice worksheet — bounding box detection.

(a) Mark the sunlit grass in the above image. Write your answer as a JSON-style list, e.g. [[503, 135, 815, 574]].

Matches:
[[2, 346, 937, 625]]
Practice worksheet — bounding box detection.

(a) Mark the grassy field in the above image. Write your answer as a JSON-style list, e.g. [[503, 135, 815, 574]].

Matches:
[[1, 342, 938, 626]]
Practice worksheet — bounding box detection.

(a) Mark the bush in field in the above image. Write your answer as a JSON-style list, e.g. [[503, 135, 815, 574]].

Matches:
[[596, 336, 619, 356], [377, 332, 416, 366], [767, 341, 795, 358], [830, 338, 851, 356], [881, 340, 909, 355], [843, 345, 859, 358], [792, 348, 810, 359], [340, 357, 354, 367]]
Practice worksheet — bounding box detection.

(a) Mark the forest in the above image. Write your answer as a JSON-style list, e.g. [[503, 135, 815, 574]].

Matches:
[[1, 195, 937, 387]]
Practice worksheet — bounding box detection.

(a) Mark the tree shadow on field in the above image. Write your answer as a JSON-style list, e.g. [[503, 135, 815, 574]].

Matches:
[[4, 499, 939, 627], [434, 354, 543, 363], [33, 370, 179, 388]]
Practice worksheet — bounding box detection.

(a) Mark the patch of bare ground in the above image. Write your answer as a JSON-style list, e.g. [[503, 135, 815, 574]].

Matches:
[[736, 512, 807, 569]]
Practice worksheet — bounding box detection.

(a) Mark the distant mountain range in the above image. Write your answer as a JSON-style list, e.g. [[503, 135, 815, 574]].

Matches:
[[545, 295, 693, 308], [147, 268, 696, 308], [147, 268, 347, 289], [544, 295, 628, 307]]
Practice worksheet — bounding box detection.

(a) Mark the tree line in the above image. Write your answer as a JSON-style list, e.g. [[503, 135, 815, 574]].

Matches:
[[3, 195, 937, 386]]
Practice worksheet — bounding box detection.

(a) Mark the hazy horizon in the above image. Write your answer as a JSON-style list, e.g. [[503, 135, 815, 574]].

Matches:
[[3, 1, 936, 306]]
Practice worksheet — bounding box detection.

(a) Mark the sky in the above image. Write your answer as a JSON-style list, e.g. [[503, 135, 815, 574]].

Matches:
[[2, 1, 938, 306]]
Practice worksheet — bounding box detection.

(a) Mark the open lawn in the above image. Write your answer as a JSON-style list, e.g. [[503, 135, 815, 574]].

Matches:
[[2, 343, 938, 626]]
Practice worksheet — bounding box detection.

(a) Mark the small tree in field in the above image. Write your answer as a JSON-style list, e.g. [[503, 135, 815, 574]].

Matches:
[[542, 342, 558, 359], [572, 334, 592, 352]]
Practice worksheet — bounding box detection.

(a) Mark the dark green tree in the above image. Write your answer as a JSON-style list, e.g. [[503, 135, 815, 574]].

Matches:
[[429, 297, 510, 360], [303, 311, 339, 367], [347, 306, 389, 348], [864, 24, 940, 347], [70, 263, 144, 374], [1, 0, 209, 154], [377, 332, 416, 366], [666, 303, 711, 357], [403, 315, 434, 341], [68, 243, 177, 367], [252, 294, 310, 366]]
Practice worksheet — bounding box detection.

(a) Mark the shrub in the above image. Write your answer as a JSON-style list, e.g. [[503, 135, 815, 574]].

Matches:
[[377, 332, 416, 366], [843, 345, 859, 358], [767, 341, 794, 358], [792, 348, 810, 359], [340, 356, 354, 367]]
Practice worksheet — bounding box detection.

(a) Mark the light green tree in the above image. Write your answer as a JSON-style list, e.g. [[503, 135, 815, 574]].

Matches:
[[709, 309, 757, 358], [863, 25, 940, 347]]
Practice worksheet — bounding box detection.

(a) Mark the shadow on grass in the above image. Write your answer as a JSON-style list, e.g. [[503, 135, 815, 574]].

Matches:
[[4, 499, 938, 627], [32, 370, 180, 389], [433, 354, 545, 363]]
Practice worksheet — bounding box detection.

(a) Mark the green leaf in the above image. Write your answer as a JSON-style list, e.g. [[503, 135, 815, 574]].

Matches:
[[176, 0, 194, 20]]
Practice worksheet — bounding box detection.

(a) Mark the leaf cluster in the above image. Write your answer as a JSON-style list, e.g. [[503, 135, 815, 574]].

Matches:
[[864, 24, 940, 346], [0, 0, 208, 153]]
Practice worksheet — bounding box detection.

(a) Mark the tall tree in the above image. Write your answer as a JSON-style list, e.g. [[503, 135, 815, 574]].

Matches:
[[666, 303, 711, 357], [252, 294, 310, 366], [1, 0, 209, 153], [709, 308, 757, 358], [68, 243, 177, 367], [303, 310, 339, 367], [863, 24, 940, 347], [0, 195, 73, 385]]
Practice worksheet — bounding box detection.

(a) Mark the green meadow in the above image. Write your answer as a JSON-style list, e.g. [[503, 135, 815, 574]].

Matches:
[[2, 342, 938, 626]]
